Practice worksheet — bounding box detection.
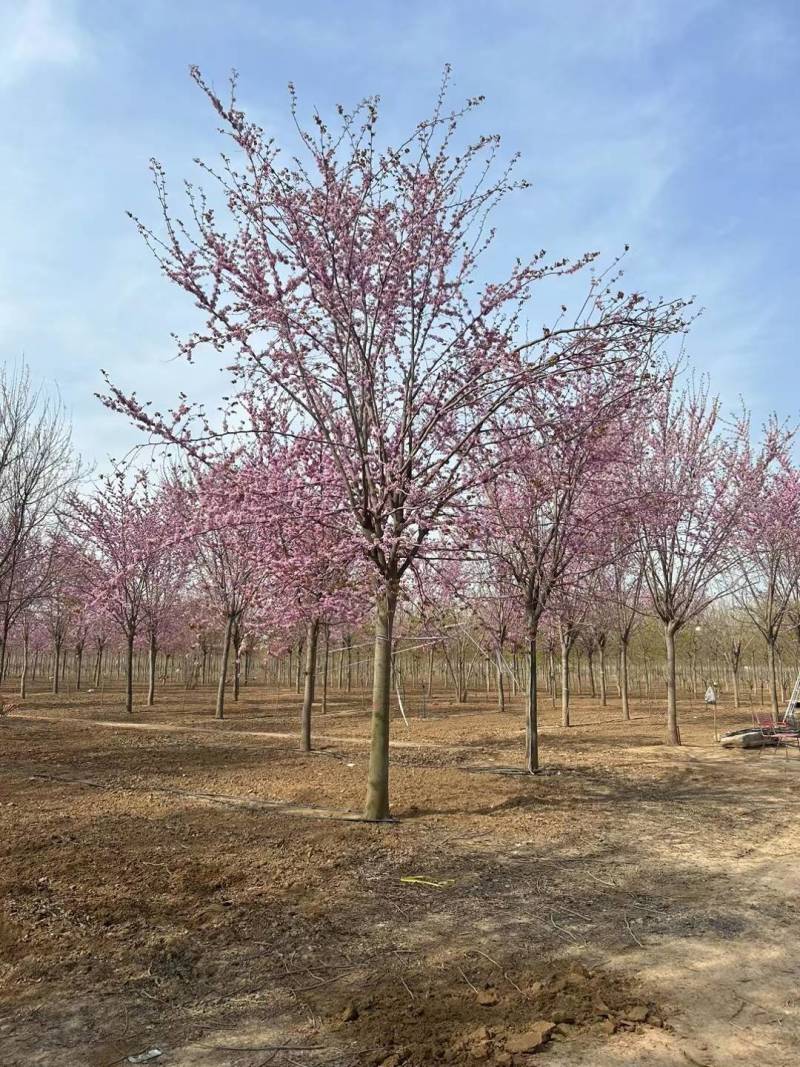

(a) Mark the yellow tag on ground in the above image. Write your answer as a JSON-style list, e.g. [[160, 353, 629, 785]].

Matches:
[[399, 876, 455, 888]]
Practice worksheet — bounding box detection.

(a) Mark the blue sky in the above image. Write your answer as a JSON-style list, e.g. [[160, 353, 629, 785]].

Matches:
[[1, 0, 798, 465]]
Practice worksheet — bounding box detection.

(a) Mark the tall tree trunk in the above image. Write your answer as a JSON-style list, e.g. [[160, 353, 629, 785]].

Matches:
[[598, 640, 607, 706], [364, 581, 398, 820], [620, 638, 631, 721], [233, 627, 242, 702], [458, 646, 468, 703], [75, 648, 83, 692], [295, 640, 303, 694], [427, 646, 434, 697], [147, 632, 157, 707], [125, 632, 134, 715], [766, 637, 779, 716], [52, 643, 61, 695], [665, 621, 681, 745], [20, 637, 28, 699], [301, 618, 319, 751], [496, 647, 506, 712], [690, 656, 698, 700], [732, 661, 740, 709], [525, 622, 539, 773], [321, 624, 329, 714], [587, 650, 596, 698], [216, 615, 234, 720], [561, 637, 571, 728]]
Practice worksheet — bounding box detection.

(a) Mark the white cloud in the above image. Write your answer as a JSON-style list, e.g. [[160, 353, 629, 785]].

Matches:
[[0, 0, 86, 86]]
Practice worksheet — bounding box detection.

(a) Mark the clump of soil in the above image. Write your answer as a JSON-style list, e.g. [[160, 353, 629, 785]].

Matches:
[[331, 960, 664, 1065]]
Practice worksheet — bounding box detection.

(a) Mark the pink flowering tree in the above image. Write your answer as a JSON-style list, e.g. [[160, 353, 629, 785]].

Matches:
[[86, 597, 115, 690], [549, 572, 597, 728], [0, 362, 80, 681], [608, 542, 647, 721], [476, 366, 651, 770], [0, 531, 59, 683], [184, 461, 272, 721], [17, 603, 44, 698], [717, 606, 750, 709], [233, 440, 367, 748], [103, 68, 688, 818], [414, 561, 487, 706], [273, 502, 366, 752], [30, 535, 92, 695], [141, 489, 191, 706], [457, 559, 520, 712], [44, 600, 67, 694], [580, 582, 617, 707], [68, 469, 167, 715], [629, 374, 776, 744], [733, 442, 800, 715], [69, 596, 90, 691]]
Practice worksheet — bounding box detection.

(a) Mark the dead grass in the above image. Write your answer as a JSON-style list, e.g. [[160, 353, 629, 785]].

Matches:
[[0, 681, 798, 1066]]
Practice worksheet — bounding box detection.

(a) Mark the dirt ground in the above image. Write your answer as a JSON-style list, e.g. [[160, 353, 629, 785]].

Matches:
[[1, 680, 799, 1067]]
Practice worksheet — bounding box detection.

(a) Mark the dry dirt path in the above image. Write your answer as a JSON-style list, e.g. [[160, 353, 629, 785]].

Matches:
[[2, 704, 800, 1066], [10, 710, 468, 751]]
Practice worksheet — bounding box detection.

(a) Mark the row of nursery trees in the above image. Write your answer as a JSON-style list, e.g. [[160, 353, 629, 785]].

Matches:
[[6, 585, 800, 719], [3, 69, 799, 819]]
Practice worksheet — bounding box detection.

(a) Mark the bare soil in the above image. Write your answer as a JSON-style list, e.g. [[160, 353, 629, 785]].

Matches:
[[1, 681, 799, 1066]]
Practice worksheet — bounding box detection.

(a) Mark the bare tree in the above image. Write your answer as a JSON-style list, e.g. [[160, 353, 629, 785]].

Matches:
[[0, 363, 79, 677]]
